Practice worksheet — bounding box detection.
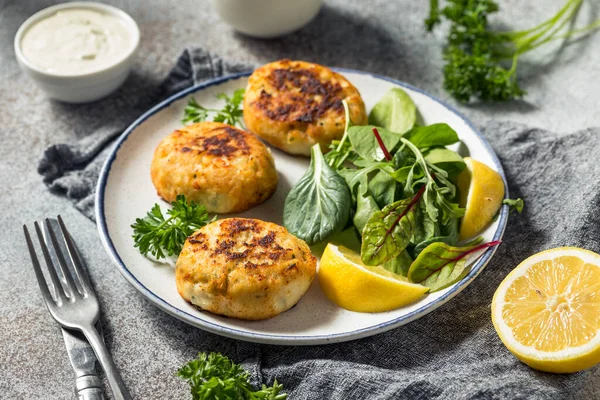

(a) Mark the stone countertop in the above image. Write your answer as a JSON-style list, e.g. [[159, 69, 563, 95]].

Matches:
[[0, 1, 598, 398]]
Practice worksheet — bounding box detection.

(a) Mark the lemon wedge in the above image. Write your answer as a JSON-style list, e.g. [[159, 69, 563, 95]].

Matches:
[[457, 157, 505, 240], [492, 247, 600, 373], [318, 244, 428, 312]]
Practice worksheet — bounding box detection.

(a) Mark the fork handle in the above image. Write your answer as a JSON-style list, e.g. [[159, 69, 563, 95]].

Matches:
[[82, 326, 132, 400], [76, 374, 104, 400]]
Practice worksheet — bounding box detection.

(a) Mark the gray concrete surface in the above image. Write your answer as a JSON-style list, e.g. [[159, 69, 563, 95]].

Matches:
[[0, 0, 599, 398]]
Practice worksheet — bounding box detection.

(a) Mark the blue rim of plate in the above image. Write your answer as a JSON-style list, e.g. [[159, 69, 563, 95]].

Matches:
[[96, 68, 509, 345]]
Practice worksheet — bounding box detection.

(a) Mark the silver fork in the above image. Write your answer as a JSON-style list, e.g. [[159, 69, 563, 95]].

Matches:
[[24, 216, 131, 400]]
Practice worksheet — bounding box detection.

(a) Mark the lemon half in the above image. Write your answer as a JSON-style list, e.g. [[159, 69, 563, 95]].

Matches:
[[318, 244, 428, 312], [457, 157, 505, 240], [492, 247, 600, 373]]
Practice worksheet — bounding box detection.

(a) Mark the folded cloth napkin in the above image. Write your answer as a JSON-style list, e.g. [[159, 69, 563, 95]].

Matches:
[[38, 50, 600, 399]]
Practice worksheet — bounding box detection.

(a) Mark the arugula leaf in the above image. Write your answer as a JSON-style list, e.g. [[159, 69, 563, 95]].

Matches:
[[177, 352, 287, 400], [408, 240, 500, 291], [403, 123, 460, 149], [347, 125, 403, 161], [368, 88, 417, 134], [182, 88, 245, 128], [503, 198, 524, 214], [326, 100, 356, 169], [339, 161, 391, 193], [131, 195, 214, 260], [400, 138, 464, 225], [361, 185, 426, 266], [283, 144, 352, 245]]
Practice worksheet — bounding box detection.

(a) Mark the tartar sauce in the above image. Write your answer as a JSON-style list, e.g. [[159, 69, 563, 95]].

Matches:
[[21, 8, 133, 75]]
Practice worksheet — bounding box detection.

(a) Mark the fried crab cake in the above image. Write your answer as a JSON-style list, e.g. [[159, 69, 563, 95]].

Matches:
[[175, 218, 317, 320], [150, 122, 278, 214], [243, 59, 368, 156]]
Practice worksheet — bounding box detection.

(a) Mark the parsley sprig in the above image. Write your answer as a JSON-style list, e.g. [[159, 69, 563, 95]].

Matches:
[[182, 88, 245, 127], [427, 0, 600, 102], [131, 195, 214, 260], [177, 352, 287, 400]]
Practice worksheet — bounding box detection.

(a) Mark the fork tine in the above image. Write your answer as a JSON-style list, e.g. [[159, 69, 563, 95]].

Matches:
[[34, 221, 70, 303], [45, 218, 80, 298], [56, 215, 93, 296], [24, 225, 59, 305]]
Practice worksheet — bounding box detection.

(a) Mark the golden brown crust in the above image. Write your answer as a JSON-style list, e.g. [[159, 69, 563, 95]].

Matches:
[[150, 122, 278, 213], [243, 60, 368, 156], [175, 218, 317, 320]]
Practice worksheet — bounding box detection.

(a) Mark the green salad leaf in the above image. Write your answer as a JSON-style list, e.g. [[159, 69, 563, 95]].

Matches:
[[178, 352, 287, 400], [283, 144, 352, 245], [347, 125, 403, 161], [382, 250, 414, 276], [368, 88, 417, 134], [404, 123, 460, 149], [408, 240, 500, 291], [361, 185, 426, 266], [326, 100, 355, 169], [353, 179, 381, 233], [424, 148, 466, 177]]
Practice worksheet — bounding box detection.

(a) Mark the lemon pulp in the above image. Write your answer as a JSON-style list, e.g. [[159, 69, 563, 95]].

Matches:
[[492, 247, 600, 373]]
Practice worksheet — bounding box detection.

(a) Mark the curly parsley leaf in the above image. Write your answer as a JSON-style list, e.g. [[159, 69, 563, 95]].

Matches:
[[182, 88, 245, 127], [177, 352, 287, 400], [131, 195, 214, 260]]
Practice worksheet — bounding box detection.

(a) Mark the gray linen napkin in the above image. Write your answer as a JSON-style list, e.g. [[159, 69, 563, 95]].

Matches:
[[38, 48, 252, 220], [38, 52, 600, 398]]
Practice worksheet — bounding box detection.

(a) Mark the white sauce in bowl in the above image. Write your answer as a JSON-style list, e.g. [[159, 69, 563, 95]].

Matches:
[[20, 8, 133, 76]]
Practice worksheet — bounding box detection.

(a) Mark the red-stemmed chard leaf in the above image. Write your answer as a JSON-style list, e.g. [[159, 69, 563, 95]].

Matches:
[[361, 184, 426, 266], [408, 240, 501, 292], [372, 127, 393, 161]]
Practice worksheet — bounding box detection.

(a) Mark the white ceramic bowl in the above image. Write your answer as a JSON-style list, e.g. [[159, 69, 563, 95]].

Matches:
[[14, 2, 140, 103], [212, 0, 323, 38]]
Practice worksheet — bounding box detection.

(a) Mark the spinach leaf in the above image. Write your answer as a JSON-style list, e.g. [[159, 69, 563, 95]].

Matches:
[[353, 181, 380, 233], [408, 240, 500, 292], [382, 250, 413, 276], [368, 168, 397, 208], [404, 123, 460, 149], [361, 186, 425, 266], [347, 125, 403, 162], [424, 148, 466, 177], [368, 88, 417, 134], [283, 144, 351, 245]]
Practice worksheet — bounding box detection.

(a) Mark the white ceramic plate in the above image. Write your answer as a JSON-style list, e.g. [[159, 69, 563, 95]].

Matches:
[[96, 69, 509, 345]]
